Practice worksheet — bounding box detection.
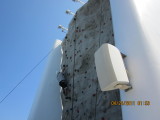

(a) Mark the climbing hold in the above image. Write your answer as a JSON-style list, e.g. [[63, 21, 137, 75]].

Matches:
[[67, 89, 71, 93], [92, 94, 96, 97], [77, 109, 79, 113], [101, 117, 105, 120], [103, 108, 107, 113], [65, 97, 71, 100]]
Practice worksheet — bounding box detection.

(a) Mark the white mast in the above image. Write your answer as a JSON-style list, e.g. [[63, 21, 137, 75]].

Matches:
[[28, 40, 62, 120]]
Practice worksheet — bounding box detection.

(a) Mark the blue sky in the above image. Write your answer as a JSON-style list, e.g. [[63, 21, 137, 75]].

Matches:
[[0, 0, 87, 119]]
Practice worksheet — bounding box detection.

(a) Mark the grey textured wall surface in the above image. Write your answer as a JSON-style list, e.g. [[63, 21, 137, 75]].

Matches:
[[60, 0, 122, 120]]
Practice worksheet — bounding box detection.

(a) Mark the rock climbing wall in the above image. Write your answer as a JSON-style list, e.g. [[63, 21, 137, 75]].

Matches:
[[60, 0, 122, 120]]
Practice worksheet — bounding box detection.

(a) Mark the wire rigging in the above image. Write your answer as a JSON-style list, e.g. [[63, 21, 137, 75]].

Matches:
[[0, 49, 53, 104]]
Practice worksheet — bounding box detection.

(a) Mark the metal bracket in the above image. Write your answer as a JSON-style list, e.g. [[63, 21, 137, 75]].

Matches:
[[120, 53, 132, 92], [125, 84, 132, 92], [114, 83, 132, 92], [121, 53, 127, 58]]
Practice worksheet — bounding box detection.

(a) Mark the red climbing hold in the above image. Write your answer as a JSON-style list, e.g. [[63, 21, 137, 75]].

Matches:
[[101, 117, 105, 120], [77, 109, 79, 113]]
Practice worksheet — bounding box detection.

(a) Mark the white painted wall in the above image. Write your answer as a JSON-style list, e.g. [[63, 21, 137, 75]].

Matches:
[[28, 40, 62, 120], [110, 0, 160, 120]]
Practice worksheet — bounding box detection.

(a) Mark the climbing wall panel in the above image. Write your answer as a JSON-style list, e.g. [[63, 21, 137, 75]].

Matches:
[[61, 0, 122, 120]]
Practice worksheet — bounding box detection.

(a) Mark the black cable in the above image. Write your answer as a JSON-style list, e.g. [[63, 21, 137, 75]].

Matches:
[[71, 13, 77, 120], [0, 49, 53, 104], [94, 0, 103, 119]]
